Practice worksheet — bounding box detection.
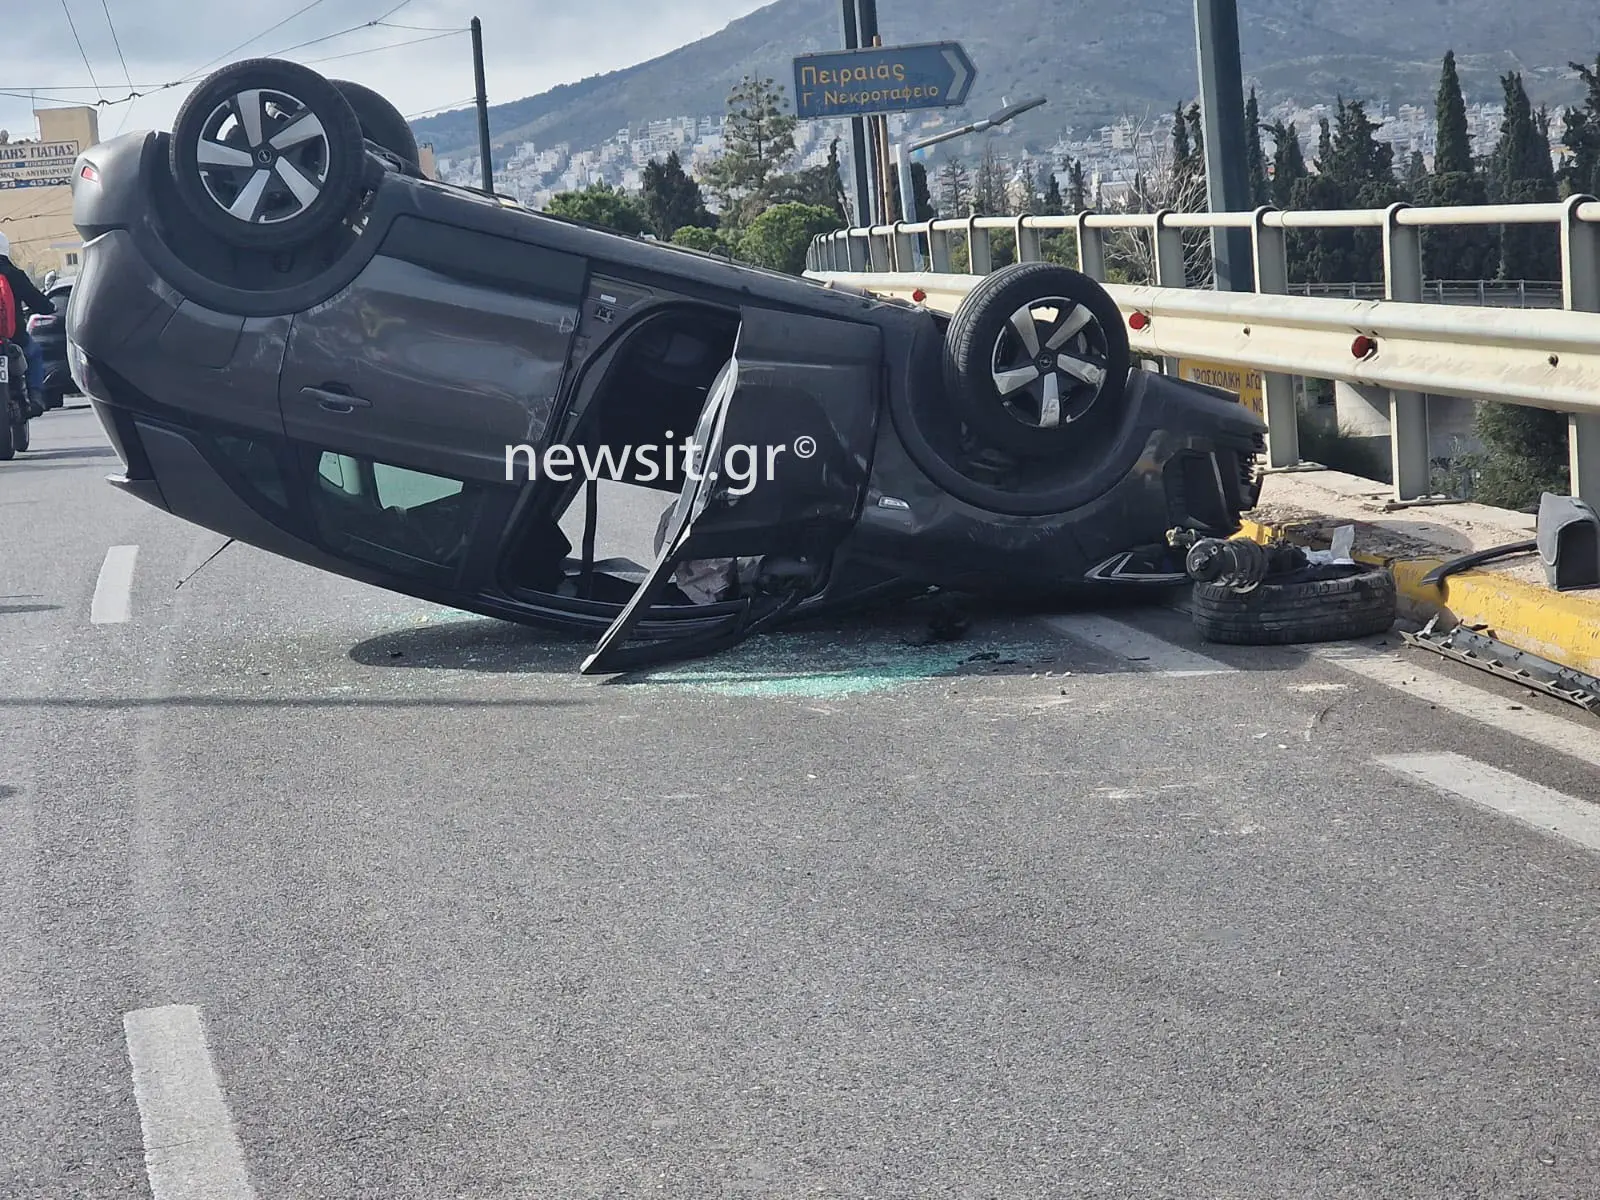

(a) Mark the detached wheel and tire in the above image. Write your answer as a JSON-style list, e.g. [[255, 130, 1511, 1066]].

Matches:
[[168, 58, 367, 250], [941, 261, 1130, 457], [1191, 564, 1398, 645], [330, 78, 420, 170]]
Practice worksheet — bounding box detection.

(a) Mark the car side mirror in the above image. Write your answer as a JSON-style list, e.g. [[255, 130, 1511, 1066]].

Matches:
[[1537, 492, 1600, 591]]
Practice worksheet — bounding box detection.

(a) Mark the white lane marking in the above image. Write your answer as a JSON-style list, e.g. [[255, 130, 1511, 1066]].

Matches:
[[1377, 752, 1600, 854], [1041, 613, 1236, 676], [1313, 643, 1600, 772], [91, 544, 139, 624], [123, 1005, 258, 1200]]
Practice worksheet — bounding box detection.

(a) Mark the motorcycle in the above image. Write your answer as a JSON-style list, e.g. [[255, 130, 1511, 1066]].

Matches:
[[1, 338, 32, 459]]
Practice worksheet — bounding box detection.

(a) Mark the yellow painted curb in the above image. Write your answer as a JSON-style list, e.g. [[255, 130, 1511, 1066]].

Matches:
[[1236, 518, 1600, 679]]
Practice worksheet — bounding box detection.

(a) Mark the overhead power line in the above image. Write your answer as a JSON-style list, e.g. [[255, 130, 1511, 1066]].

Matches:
[[59, 0, 103, 99], [303, 30, 466, 67], [179, 0, 338, 82], [98, 0, 134, 89], [2, 24, 469, 112]]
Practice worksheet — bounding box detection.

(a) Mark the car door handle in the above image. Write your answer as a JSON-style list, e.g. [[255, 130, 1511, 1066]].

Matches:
[[301, 386, 371, 413]]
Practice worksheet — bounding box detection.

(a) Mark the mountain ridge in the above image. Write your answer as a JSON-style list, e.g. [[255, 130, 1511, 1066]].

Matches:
[[410, 0, 1600, 165]]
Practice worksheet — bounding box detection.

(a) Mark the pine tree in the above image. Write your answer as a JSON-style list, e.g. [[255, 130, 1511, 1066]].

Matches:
[[699, 75, 797, 230], [1245, 88, 1270, 207], [1493, 71, 1560, 281], [641, 151, 715, 239], [939, 157, 972, 216], [972, 143, 1008, 215]]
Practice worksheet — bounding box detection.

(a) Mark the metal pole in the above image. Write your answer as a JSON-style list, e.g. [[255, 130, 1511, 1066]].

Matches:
[[840, 0, 869, 226], [895, 141, 925, 270], [471, 17, 493, 195], [895, 141, 916, 222], [857, 0, 882, 224], [1193, 0, 1253, 290]]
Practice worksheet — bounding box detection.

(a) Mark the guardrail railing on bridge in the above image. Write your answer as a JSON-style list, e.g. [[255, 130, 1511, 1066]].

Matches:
[[805, 198, 1600, 504]]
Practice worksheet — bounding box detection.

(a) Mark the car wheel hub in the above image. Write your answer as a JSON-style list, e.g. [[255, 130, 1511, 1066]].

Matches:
[[195, 87, 330, 226], [990, 296, 1110, 430]]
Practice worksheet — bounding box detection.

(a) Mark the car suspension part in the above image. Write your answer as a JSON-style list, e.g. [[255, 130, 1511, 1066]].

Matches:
[[1168, 531, 1308, 593]]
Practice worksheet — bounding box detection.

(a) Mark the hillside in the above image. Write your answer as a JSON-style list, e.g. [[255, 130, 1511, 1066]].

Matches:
[[410, 0, 1600, 164]]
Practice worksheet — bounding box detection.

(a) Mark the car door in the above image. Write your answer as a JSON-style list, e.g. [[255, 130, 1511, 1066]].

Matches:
[[581, 304, 883, 675], [277, 215, 588, 587], [278, 215, 587, 484]]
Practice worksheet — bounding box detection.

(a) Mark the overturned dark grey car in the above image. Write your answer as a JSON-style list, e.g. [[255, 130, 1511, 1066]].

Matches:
[[64, 57, 1266, 673]]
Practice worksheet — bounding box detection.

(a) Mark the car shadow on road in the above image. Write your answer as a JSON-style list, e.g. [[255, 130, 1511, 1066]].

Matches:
[[0, 603, 62, 615], [343, 590, 1320, 691]]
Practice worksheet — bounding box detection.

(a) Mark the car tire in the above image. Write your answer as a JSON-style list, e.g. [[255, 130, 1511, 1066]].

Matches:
[[941, 261, 1131, 458], [42, 387, 62, 411], [168, 57, 367, 251], [11, 419, 28, 454], [1190, 564, 1398, 645], [330, 78, 420, 170]]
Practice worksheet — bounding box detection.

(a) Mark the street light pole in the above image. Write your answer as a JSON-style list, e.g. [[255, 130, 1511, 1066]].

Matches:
[[1194, 0, 1254, 290], [471, 16, 493, 195], [893, 96, 1047, 271]]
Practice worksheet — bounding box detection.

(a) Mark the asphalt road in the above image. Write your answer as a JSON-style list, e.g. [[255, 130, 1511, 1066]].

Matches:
[[5, 403, 1600, 1199]]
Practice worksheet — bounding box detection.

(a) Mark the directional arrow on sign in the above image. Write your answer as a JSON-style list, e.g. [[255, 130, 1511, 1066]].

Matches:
[[792, 41, 978, 121]]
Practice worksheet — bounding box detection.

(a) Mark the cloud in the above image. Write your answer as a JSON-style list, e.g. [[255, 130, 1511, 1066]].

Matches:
[[1, 0, 773, 141]]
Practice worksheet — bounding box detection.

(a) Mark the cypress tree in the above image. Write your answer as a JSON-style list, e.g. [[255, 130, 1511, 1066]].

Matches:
[[1559, 56, 1600, 198], [1421, 50, 1498, 280], [1494, 72, 1560, 281], [1245, 88, 1270, 206], [1434, 50, 1472, 175], [1067, 159, 1088, 212], [1266, 120, 1307, 208]]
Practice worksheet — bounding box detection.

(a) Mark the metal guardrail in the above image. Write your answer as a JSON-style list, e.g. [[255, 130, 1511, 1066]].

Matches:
[[805, 198, 1600, 503]]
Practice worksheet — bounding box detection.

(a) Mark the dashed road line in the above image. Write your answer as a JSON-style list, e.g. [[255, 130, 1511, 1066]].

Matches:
[[1377, 752, 1600, 854], [91, 545, 138, 625], [1313, 643, 1600, 771], [122, 1005, 257, 1200], [1040, 613, 1236, 676]]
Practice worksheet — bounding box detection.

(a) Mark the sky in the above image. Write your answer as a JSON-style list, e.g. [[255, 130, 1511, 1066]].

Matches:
[[2, 0, 774, 142]]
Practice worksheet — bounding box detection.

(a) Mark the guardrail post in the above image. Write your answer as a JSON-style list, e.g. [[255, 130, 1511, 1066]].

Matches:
[[1152, 210, 1185, 374], [892, 221, 919, 272], [1075, 211, 1106, 281], [1152, 209, 1186, 288], [1562, 194, 1600, 501], [966, 216, 992, 275], [1015, 215, 1041, 263], [1383, 202, 1431, 501], [928, 221, 953, 273], [868, 227, 891, 273], [846, 230, 869, 273], [1250, 206, 1299, 469]]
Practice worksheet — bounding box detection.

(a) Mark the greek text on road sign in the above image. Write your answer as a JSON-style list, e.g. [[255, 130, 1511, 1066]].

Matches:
[[1178, 358, 1264, 418], [792, 42, 976, 120]]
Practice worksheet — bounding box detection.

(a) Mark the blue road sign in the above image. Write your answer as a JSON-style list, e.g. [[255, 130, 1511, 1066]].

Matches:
[[792, 41, 976, 120]]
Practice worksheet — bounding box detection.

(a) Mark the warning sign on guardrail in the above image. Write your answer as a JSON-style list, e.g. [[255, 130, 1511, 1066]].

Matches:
[[1176, 358, 1263, 418]]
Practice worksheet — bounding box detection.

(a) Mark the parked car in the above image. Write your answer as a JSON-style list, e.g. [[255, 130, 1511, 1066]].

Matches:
[[25, 276, 76, 409], [64, 58, 1266, 673]]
